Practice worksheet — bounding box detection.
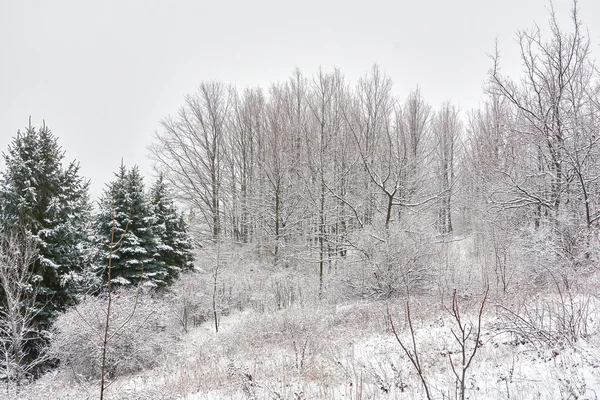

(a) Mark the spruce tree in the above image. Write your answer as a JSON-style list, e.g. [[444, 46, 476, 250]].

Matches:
[[150, 175, 194, 284], [0, 121, 92, 327], [96, 165, 167, 288]]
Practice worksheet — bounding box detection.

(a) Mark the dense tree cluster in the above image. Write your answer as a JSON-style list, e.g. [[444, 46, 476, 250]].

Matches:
[[150, 71, 460, 286], [150, 3, 599, 295], [0, 123, 194, 381], [95, 165, 193, 288], [149, 67, 469, 294]]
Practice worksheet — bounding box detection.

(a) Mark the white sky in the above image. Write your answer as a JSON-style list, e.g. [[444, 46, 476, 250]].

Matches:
[[1, 0, 598, 200]]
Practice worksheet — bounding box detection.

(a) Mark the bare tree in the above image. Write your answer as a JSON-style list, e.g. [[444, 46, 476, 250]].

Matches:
[[151, 82, 233, 240], [98, 193, 135, 400], [466, 93, 515, 207], [446, 286, 489, 400], [346, 65, 396, 227], [397, 87, 432, 211], [228, 87, 264, 243], [489, 0, 599, 229], [465, 93, 525, 290], [346, 69, 438, 229], [433, 102, 461, 234], [388, 302, 433, 400], [304, 68, 347, 296], [0, 229, 43, 393], [256, 80, 307, 263]]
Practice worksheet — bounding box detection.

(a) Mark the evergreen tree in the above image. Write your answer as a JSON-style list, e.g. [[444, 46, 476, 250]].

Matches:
[[150, 175, 194, 284], [0, 121, 92, 327], [96, 164, 167, 288]]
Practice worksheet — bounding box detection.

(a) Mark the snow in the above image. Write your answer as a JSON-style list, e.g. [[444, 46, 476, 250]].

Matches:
[[13, 293, 600, 400], [111, 276, 131, 286]]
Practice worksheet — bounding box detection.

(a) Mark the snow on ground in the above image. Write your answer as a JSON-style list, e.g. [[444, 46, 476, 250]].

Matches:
[[12, 294, 600, 400]]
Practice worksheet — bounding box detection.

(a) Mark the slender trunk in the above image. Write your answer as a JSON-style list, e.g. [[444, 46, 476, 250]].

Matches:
[[231, 166, 239, 242], [241, 179, 249, 243], [274, 182, 281, 262], [212, 241, 220, 333], [385, 193, 394, 228], [212, 173, 219, 239], [100, 206, 116, 400], [319, 177, 325, 298]]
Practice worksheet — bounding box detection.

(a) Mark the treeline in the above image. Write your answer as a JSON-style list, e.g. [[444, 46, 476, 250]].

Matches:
[[151, 72, 458, 258], [151, 2, 599, 293]]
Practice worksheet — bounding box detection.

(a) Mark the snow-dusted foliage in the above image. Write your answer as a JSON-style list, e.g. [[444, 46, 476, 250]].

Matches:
[[95, 164, 166, 288], [0, 122, 92, 326], [149, 174, 194, 285], [94, 166, 194, 289]]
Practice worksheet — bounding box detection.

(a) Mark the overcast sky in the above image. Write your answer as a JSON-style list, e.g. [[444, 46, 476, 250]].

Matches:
[[1, 0, 598, 200]]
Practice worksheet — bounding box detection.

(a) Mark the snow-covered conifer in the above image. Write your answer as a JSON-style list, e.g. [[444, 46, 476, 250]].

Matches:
[[0, 122, 92, 326], [150, 174, 194, 284], [96, 164, 167, 287]]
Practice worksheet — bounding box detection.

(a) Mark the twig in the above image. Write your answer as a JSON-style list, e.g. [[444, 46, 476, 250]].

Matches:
[[446, 285, 489, 400], [388, 303, 433, 400]]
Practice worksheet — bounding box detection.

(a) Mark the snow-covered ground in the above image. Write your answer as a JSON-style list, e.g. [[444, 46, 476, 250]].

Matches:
[[13, 294, 600, 400], [8, 236, 600, 399]]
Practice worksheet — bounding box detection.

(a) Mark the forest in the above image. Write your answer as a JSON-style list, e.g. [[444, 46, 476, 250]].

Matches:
[[1, 1, 600, 399]]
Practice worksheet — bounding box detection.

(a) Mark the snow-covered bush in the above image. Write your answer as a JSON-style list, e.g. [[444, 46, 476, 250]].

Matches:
[[340, 222, 434, 299], [171, 244, 323, 333], [50, 289, 178, 380]]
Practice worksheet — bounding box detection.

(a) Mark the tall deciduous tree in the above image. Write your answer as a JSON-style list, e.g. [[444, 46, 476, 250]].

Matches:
[[489, 1, 600, 229], [433, 102, 460, 234], [151, 82, 232, 240], [305, 68, 347, 295], [346, 65, 395, 227], [228, 87, 264, 243]]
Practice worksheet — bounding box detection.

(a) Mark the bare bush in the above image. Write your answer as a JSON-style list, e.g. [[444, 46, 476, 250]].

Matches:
[[388, 303, 434, 400], [389, 286, 488, 400], [446, 286, 488, 400], [499, 290, 596, 349], [344, 223, 434, 300], [169, 271, 208, 333], [170, 243, 320, 333], [50, 289, 178, 381], [493, 225, 599, 349]]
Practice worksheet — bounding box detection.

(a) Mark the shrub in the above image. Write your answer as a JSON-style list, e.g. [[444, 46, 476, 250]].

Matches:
[[50, 289, 178, 380]]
